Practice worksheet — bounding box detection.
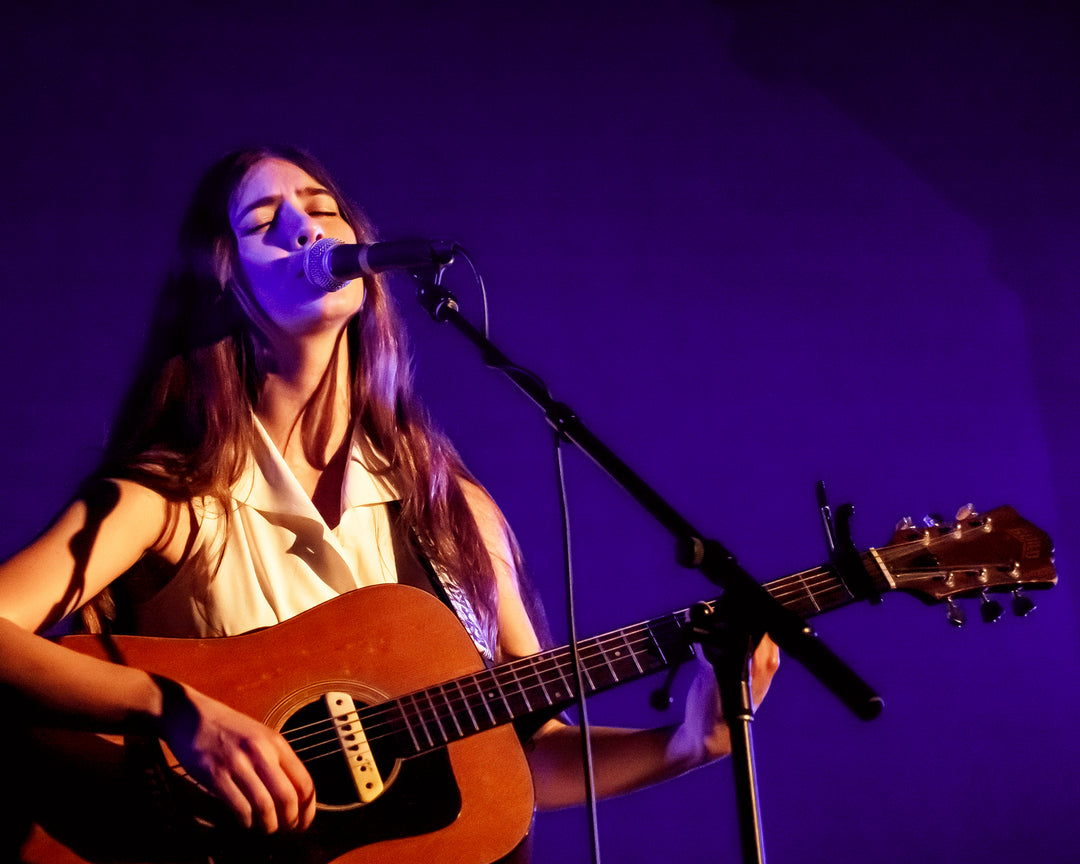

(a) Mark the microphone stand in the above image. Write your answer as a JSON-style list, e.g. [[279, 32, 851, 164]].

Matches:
[[412, 275, 883, 864]]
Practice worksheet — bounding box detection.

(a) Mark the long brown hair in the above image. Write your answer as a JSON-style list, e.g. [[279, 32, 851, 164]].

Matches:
[[88, 146, 502, 645]]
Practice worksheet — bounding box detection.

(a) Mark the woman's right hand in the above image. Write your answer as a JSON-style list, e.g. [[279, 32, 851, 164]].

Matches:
[[155, 677, 316, 833]]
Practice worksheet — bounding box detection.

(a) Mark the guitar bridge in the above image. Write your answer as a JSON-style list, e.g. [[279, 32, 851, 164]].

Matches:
[[324, 692, 384, 803]]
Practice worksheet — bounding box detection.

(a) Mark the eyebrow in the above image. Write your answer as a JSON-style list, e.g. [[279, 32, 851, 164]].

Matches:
[[234, 186, 336, 221]]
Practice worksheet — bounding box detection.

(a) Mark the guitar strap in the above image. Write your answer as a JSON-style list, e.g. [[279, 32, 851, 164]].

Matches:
[[386, 500, 456, 604], [385, 501, 496, 664]]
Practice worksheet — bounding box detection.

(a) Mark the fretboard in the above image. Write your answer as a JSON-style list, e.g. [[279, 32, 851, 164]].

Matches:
[[365, 550, 889, 757]]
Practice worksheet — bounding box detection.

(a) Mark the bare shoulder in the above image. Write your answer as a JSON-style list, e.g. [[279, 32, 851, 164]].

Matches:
[[0, 479, 190, 632], [458, 480, 504, 533], [458, 479, 545, 658], [458, 480, 519, 575]]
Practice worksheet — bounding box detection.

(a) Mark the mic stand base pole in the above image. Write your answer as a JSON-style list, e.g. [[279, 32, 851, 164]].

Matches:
[[691, 602, 766, 864], [729, 709, 765, 864]]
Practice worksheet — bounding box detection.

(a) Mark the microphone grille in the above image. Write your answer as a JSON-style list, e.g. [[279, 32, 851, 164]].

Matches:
[[303, 237, 347, 291]]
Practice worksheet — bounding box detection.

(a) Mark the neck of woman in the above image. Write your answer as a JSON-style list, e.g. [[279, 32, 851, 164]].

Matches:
[[255, 326, 353, 468]]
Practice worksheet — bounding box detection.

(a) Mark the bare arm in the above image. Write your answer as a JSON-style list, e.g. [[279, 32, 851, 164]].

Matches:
[[0, 481, 176, 725], [519, 639, 778, 810], [0, 480, 315, 832], [462, 482, 780, 811]]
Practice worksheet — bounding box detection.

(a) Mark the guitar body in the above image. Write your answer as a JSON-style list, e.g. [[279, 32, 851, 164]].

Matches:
[[16, 584, 536, 864]]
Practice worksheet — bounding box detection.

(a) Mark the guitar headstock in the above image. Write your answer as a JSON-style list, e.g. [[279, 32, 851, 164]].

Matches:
[[876, 505, 1056, 624]]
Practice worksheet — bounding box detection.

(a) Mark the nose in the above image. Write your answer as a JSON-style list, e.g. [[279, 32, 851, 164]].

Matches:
[[281, 201, 324, 249], [293, 218, 324, 249]]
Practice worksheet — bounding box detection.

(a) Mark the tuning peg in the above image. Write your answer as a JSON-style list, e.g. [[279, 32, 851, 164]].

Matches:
[[923, 513, 945, 528], [1012, 588, 1037, 617], [895, 515, 916, 532], [979, 590, 1004, 623], [946, 598, 967, 627], [955, 503, 977, 520]]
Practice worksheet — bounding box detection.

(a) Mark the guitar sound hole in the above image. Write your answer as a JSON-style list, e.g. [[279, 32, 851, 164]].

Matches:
[[281, 698, 394, 809], [274, 693, 463, 855]]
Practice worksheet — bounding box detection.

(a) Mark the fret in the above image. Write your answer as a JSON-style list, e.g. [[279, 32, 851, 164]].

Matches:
[[764, 569, 824, 618], [401, 693, 428, 752], [548, 643, 597, 698], [454, 678, 481, 733], [619, 630, 646, 675], [547, 651, 575, 704], [526, 654, 554, 706], [577, 648, 598, 693], [603, 632, 644, 682], [502, 662, 534, 715], [646, 619, 672, 667], [646, 614, 687, 668], [581, 640, 616, 692], [381, 701, 418, 755], [477, 675, 498, 726], [796, 571, 823, 613], [516, 662, 537, 712], [463, 673, 497, 729], [626, 635, 651, 677], [438, 684, 463, 740], [818, 584, 852, 608], [488, 669, 515, 725], [596, 637, 620, 683], [533, 652, 572, 705], [762, 556, 899, 618], [412, 691, 440, 748]]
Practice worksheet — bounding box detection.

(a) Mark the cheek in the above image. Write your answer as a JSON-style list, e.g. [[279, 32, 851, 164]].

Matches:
[[236, 245, 304, 300], [232, 253, 303, 324]]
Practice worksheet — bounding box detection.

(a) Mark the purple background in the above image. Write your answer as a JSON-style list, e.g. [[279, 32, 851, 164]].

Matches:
[[3, 2, 1079, 861]]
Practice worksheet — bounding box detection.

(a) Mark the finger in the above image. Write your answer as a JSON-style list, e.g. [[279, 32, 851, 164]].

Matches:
[[750, 635, 780, 708], [277, 743, 317, 829], [212, 770, 255, 830], [229, 753, 282, 834], [754, 634, 780, 674], [246, 736, 312, 831]]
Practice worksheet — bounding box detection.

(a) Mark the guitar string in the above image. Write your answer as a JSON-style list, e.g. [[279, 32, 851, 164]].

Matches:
[[279, 574, 854, 764], [286, 532, 968, 754], [279, 534, 964, 758], [173, 531, 996, 782], [162, 525, 1008, 787], [281, 618, 702, 757], [161, 570, 963, 783], [279, 577, 853, 762], [276, 566, 875, 758], [281, 624, 673, 758], [281, 551, 978, 763]]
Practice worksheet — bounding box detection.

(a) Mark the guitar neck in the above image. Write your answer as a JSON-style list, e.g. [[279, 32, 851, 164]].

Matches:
[[374, 555, 882, 757], [765, 551, 890, 619]]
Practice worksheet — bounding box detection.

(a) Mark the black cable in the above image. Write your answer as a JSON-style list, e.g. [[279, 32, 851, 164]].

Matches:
[[432, 250, 603, 862], [553, 433, 602, 864]]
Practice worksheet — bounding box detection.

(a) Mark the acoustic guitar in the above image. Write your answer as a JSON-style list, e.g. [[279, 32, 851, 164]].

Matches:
[[12, 505, 1056, 864]]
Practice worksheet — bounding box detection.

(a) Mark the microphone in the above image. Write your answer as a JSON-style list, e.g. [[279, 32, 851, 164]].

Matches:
[[303, 237, 456, 291]]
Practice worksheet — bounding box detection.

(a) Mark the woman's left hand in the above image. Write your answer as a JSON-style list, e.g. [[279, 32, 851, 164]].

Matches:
[[677, 634, 780, 764]]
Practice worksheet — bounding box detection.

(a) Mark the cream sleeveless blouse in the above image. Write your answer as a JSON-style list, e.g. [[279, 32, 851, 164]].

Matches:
[[130, 420, 494, 660]]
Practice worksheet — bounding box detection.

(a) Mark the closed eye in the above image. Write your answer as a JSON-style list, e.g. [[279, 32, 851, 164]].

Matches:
[[242, 218, 274, 235]]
